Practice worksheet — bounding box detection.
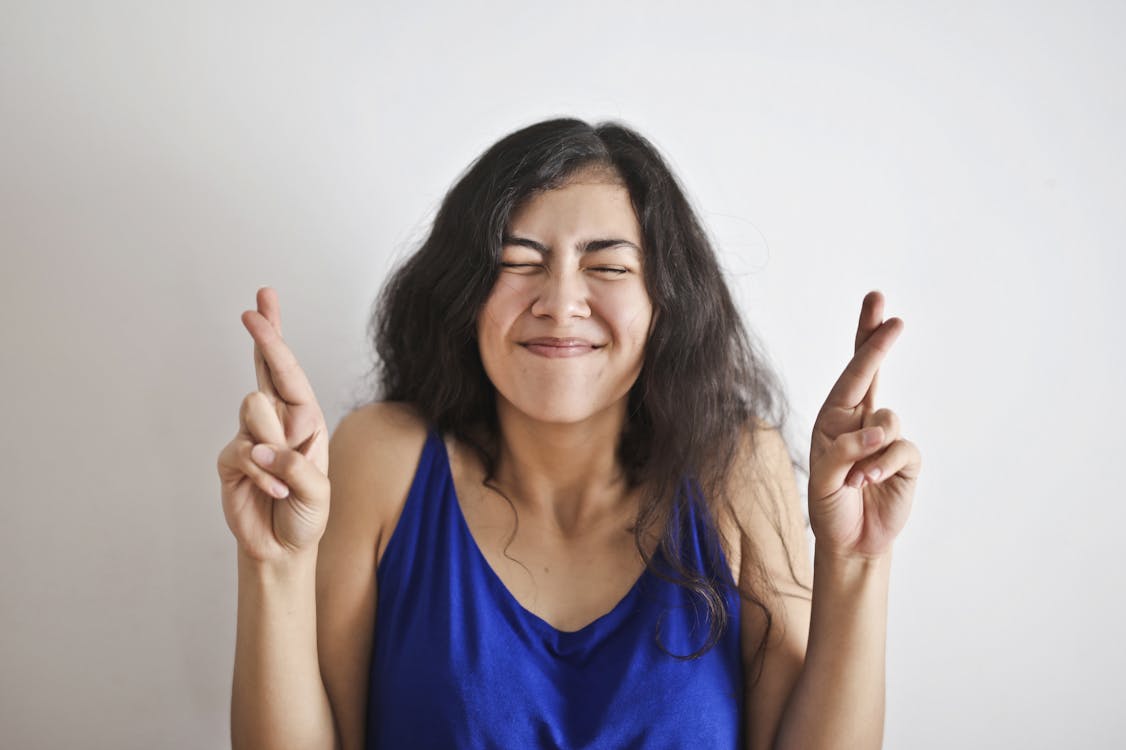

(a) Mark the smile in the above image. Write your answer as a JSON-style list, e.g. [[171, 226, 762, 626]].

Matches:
[[518, 341, 604, 358]]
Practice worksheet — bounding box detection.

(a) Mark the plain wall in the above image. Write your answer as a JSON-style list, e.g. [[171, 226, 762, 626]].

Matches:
[[2, 1, 1123, 747]]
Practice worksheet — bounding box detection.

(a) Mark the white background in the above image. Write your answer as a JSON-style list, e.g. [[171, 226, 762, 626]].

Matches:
[[2, 1, 1123, 747]]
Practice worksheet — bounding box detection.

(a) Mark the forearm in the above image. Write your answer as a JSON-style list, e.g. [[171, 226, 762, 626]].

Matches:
[[772, 544, 892, 750], [232, 549, 338, 750]]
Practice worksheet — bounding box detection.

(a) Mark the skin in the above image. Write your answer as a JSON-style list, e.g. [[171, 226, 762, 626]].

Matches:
[[769, 292, 923, 750], [475, 168, 654, 538], [807, 290, 921, 561], [226, 192, 922, 750]]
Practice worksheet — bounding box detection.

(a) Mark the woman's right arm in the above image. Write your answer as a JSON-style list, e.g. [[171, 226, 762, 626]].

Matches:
[[233, 549, 338, 750], [221, 289, 423, 749], [231, 401, 411, 750], [220, 288, 341, 749]]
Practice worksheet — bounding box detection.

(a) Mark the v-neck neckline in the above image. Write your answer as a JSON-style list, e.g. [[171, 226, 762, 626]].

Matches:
[[435, 430, 652, 638]]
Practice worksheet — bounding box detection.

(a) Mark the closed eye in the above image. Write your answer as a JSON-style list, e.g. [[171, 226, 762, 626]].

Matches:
[[500, 263, 629, 275]]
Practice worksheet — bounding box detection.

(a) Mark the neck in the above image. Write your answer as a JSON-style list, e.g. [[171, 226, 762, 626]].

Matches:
[[492, 396, 634, 538]]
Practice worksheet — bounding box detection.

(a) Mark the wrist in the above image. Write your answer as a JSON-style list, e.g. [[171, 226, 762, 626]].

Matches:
[[237, 546, 319, 581], [814, 542, 893, 573]]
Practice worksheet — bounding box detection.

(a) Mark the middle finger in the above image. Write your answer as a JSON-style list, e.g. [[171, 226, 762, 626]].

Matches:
[[241, 309, 317, 406], [825, 317, 903, 411], [251, 287, 283, 401]]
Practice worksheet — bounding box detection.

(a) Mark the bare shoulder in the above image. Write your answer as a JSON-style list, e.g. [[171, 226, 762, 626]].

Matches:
[[336, 399, 429, 442], [315, 400, 430, 750], [327, 400, 430, 555], [717, 417, 811, 592]]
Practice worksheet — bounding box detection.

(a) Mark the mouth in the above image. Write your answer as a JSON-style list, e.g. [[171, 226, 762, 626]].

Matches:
[[518, 338, 605, 358]]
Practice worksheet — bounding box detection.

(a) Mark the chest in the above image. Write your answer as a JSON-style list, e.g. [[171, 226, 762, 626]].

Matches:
[[441, 438, 742, 633], [452, 471, 651, 632], [407, 432, 747, 635]]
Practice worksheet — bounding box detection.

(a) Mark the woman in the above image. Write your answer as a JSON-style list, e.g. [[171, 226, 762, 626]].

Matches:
[[219, 117, 921, 749]]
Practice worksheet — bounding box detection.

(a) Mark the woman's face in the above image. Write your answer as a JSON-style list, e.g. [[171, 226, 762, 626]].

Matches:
[[477, 172, 654, 426]]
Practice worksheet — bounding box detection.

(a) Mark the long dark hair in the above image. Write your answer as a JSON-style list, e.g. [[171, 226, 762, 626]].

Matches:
[[358, 117, 811, 679]]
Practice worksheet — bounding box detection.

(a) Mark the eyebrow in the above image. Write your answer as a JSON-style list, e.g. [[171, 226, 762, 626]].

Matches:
[[501, 234, 641, 255]]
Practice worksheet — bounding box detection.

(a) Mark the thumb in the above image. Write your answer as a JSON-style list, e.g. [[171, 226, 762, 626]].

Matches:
[[810, 426, 885, 499], [249, 436, 330, 507]]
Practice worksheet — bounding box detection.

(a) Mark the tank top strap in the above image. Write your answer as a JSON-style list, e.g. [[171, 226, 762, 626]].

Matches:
[[680, 476, 739, 588], [374, 427, 450, 589]]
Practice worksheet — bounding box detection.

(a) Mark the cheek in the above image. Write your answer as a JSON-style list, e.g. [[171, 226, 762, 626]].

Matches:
[[478, 278, 530, 340], [491, 275, 535, 309], [601, 293, 653, 343]]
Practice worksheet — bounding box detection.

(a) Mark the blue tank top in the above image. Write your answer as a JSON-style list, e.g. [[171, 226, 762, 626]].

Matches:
[[366, 429, 743, 749]]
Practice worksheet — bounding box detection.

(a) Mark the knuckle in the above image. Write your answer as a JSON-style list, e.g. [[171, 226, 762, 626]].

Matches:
[[834, 433, 858, 455], [242, 398, 281, 437], [871, 409, 899, 438], [218, 439, 241, 469], [240, 391, 263, 423]]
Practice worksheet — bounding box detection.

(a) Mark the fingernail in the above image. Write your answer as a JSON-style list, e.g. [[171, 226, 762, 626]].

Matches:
[[862, 427, 883, 446], [251, 444, 275, 466], [867, 466, 882, 480]]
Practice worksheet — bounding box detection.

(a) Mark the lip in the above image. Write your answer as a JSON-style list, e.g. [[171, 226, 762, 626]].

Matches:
[[518, 337, 605, 358], [521, 337, 602, 347]]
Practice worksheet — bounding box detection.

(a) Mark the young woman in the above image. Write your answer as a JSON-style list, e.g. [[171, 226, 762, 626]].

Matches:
[[218, 117, 921, 750]]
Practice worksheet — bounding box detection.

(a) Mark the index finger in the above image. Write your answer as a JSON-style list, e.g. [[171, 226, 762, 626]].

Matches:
[[241, 303, 316, 408], [825, 315, 903, 411]]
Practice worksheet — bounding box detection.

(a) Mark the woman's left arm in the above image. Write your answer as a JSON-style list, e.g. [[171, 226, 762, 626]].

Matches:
[[770, 547, 892, 750], [779, 290, 918, 747], [753, 291, 922, 750]]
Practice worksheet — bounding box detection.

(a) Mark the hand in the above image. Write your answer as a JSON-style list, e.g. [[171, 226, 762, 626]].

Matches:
[[216, 287, 331, 563], [807, 291, 922, 561]]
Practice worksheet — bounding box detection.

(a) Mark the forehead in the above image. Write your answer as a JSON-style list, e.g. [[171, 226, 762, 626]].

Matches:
[[507, 175, 641, 241]]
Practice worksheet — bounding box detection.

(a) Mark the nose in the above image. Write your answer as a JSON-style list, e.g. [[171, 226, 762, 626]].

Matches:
[[529, 267, 591, 321]]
